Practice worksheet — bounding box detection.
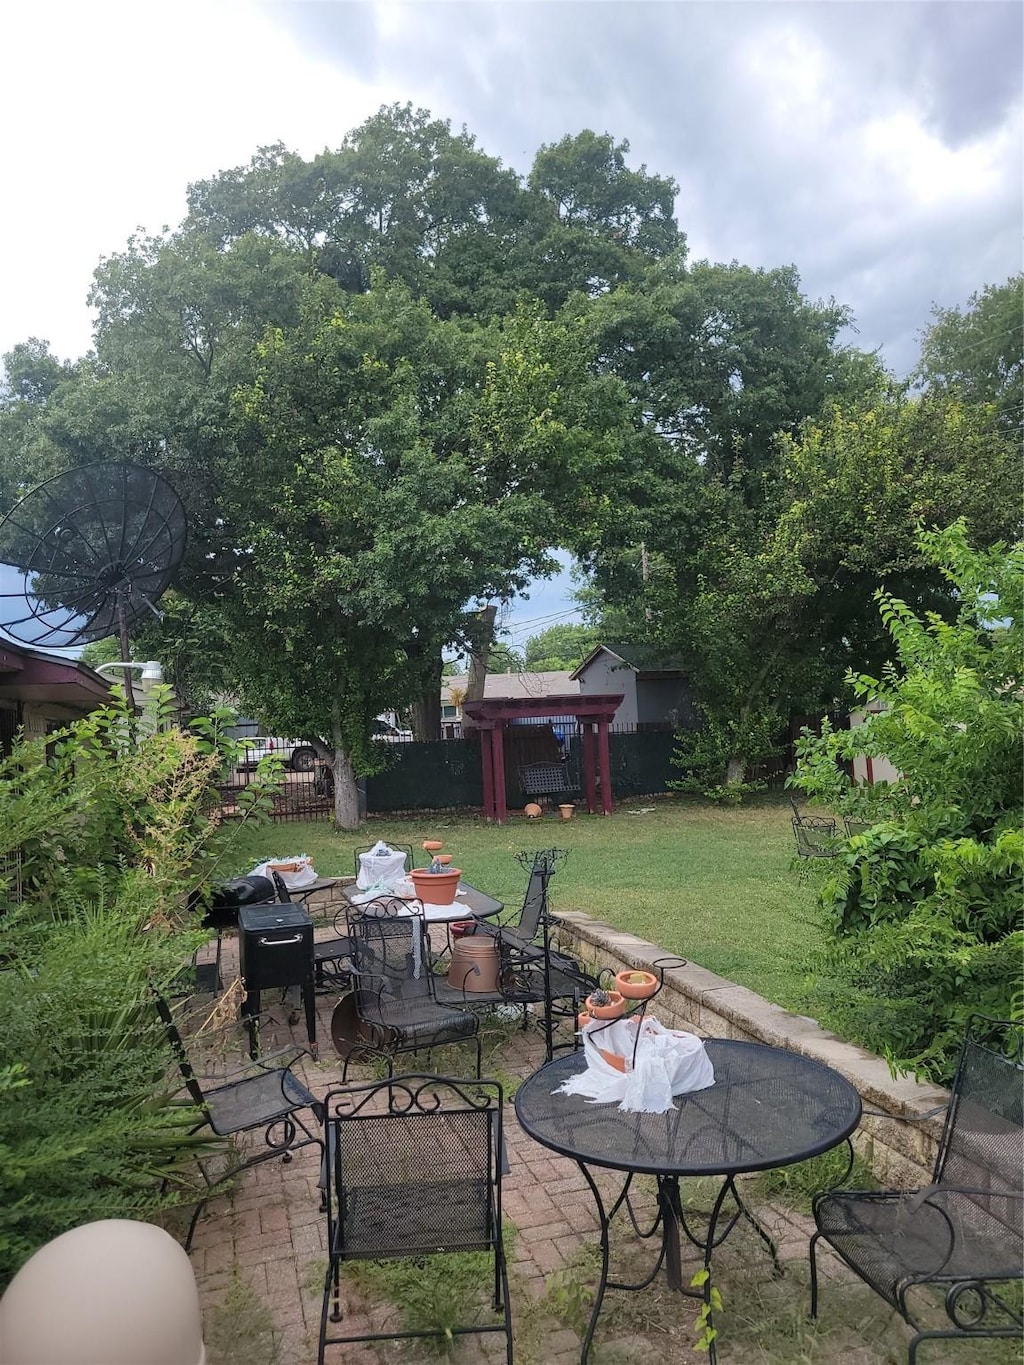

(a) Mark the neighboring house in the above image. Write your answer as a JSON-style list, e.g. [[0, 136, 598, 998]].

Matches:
[[441, 671, 580, 737], [849, 701, 901, 785], [0, 640, 114, 757], [570, 644, 698, 731]]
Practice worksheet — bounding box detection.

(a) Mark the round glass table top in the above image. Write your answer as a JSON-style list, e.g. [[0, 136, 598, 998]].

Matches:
[[514, 1039, 862, 1178]]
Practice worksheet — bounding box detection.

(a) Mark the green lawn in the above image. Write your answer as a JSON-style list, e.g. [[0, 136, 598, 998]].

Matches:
[[218, 794, 825, 1013]]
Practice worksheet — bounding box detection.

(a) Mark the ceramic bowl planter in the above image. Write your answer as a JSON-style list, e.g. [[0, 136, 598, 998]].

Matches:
[[585, 990, 625, 1020], [614, 969, 659, 1000]]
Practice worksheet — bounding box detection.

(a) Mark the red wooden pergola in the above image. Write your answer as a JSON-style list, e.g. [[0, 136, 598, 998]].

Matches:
[[462, 693, 624, 824]]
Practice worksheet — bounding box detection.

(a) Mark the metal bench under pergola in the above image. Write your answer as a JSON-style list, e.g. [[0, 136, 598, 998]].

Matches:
[[463, 692, 624, 824]]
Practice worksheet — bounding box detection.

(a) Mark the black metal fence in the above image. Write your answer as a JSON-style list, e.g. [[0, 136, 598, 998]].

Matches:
[[218, 725, 685, 823]]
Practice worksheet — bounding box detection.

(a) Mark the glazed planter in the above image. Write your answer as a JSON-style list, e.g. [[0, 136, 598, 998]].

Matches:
[[409, 867, 461, 905], [615, 969, 658, 1001], [585, 991, 625, 1020]]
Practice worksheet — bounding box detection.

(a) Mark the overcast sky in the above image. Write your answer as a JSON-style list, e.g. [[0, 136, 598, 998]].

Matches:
[[2, 0, 1020, 638]]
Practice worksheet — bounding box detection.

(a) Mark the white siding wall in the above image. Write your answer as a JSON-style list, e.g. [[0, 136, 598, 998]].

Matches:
[[576, 653, 637, 726]]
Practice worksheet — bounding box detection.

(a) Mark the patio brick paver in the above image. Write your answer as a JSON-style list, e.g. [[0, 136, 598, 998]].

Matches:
[[189, 922, 919, 1365]]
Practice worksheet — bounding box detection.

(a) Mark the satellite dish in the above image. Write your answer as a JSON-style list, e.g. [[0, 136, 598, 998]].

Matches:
[[0, 462, 187, 651]]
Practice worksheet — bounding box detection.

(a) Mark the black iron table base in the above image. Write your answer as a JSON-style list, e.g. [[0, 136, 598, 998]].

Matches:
[[575, 1164, 787, 1364], [514, 1041, 862, 1365]]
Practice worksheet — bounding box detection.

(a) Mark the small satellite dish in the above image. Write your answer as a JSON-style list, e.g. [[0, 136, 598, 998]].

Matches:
[[0, 462, 187, 650]]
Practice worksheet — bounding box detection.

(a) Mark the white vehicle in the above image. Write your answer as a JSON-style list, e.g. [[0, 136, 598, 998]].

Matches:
[[234, 737, 318, 773]]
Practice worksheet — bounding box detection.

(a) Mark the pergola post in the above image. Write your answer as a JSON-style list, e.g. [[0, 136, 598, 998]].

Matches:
[[597, 718, 613, 816], [491, 723, 507, 824], [480, 725, 495, 820], [582, 722, 597, 814]]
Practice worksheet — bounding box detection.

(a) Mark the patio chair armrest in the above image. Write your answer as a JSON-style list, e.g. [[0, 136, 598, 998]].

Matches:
[[193, 1043, 313, 1083], [860, 1104, 948, 1122]]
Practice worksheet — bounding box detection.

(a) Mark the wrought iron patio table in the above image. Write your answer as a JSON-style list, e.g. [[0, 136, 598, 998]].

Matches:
[[515, 1040, 862, 1364], [337, 880, 503, 925]]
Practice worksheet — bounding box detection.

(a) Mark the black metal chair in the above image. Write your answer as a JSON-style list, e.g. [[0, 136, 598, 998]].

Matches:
[[154, 992, 323, 1253], [345, 900, 482, 1078], [479, 850, 599, 1061], [475, 847, 565, 948], [810, 1016, 1023, 1363], [318, 1074, 512, 1363], [792, 814, 838, 859], [844, 815, 873, 837]]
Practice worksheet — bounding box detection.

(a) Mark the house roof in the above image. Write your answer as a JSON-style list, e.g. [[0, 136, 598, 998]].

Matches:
[[0, 639, 114, 708], [569, 643, 689, 681], [442, 671, 580, 703]]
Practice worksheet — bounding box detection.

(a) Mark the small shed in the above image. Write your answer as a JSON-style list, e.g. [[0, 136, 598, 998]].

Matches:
[[570, 643, 698, 730], [462, 693, 624, 823]]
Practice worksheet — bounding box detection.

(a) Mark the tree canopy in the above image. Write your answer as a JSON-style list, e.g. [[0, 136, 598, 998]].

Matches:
[[1, 102, 1019, 823]]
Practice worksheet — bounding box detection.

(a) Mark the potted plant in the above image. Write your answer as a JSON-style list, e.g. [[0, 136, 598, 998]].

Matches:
[[584, 988, 625, 1020]]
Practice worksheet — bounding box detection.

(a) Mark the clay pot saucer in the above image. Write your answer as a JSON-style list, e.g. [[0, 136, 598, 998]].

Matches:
[[615, 969, 659, 1000]]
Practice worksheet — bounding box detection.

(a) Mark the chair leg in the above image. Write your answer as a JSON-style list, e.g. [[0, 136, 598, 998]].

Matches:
[[184, 1198, 208, 1254], [808, 1230, 822, 1318]]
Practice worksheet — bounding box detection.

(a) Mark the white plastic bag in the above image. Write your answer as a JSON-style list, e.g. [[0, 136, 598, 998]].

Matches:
[[356, 841, 408, 890], [249, 855, 318, 889], [557, 1015, 715, 1112]]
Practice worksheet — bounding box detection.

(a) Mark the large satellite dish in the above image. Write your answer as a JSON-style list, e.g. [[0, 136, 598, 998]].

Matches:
[[0, 462, 187, 651]]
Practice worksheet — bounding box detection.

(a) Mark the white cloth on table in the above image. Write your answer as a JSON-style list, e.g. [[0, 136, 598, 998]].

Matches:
[[557, 1015, 715, 1113], [355, 841, 408, 890]]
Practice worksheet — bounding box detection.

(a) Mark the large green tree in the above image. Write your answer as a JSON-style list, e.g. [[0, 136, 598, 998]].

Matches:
[[915, 274, 1023, 438], [195, 277, 628, 823]]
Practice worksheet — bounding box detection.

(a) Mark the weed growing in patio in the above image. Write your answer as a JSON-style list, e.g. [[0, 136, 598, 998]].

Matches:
[[753, 1145, 875, 1214], [204, 1270, 280, 1365], [344, 1226, 517, 1356]]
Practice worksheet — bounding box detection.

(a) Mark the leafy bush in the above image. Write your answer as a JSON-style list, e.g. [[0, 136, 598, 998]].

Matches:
[[0, 691, 276, 1285], [669, 713, 775, 803], [793, 524, 1023, 1081]]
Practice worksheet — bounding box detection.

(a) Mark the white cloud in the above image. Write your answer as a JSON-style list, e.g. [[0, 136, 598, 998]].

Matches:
[[0, 1, 389, 362]]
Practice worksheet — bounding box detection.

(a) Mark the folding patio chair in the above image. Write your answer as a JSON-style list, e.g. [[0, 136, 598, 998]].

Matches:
[[318, 1074, 512, 1363], [154, 993, 323, 1252], [810, 1015, 1023, 1363]]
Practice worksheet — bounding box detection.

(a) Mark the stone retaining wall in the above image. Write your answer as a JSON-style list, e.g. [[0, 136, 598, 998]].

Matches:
[[555, 911, 949, 1187]]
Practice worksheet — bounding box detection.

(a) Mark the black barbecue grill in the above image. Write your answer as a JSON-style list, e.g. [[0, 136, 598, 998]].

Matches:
[[238, 903, 317, 1058]]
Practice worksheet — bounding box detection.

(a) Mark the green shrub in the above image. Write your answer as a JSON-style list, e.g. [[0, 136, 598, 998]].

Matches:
[[794, 524, 1023, 1081], [0, 692, 273, 1285]]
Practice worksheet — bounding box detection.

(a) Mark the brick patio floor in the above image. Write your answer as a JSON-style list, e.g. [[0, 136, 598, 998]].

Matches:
[[188, 915, 917, 1365]]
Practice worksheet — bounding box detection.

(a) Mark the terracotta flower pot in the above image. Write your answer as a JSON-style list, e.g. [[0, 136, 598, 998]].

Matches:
[[597, 1046, 628, 1073], [558, 803, 575, 821], [421, 840, 444, 853], [585, 991, 625, 1020], [524, 803, 542, 819], [409, 867, 461, 905], [615, 969, 658, 1000]]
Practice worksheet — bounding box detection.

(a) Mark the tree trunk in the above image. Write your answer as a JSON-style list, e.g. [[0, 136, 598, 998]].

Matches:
[[412, 653, 443, 741], [726, 757, 746, 784], [330, 698, 362, 829], [464, 605, 496, 719], [332, 747, 361, 830]]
